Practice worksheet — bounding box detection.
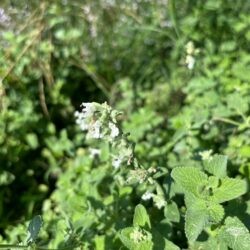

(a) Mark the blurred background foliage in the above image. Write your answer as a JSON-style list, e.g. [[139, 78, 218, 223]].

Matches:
[[0, 0, 250, 248]]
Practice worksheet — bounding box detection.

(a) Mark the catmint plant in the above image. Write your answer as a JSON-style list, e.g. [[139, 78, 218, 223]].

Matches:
[[75, 102, 169, 212]]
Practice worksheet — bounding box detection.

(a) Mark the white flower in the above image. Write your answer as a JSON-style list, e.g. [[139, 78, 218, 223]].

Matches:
[[199, 149, 213, 161], [82, 5, 91, 14], [112, 157, 123, 169], [130, 228, 147, 243], [185, 55, 195, 70], [74, 110, 83, 122], [109, 122, 119, 138], [89, 148, 101, 158], [81, 103, 96, 118], [74, 111, 89, 131], [87, 120, 103, 139], [142, 191, 154, 201]]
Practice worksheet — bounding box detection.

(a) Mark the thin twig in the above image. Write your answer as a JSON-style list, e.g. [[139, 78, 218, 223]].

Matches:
[[39, 78, 50, 119]]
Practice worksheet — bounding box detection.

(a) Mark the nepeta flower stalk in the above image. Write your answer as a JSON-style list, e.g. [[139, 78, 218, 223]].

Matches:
[[75, 102, 165, 209], [74, 102, 133, 169]]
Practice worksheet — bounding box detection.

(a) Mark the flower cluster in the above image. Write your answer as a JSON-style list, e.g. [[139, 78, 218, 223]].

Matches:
[[75, 102, 120, 140], [141, 191, 166, 209], [129, 227, 151, 243], [199, 149, 213, 161], [185, 41, 199, 70], [75, 102, 158, 188], [75, 102, 134, 169], [141, 191, 154, 201]]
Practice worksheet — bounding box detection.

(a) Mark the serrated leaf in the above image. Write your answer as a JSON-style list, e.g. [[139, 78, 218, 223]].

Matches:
[[210, 178, 247, 203], [171, 167, 208, 196], [203, 155, 227, 178], [164, 239, 180, 250], [26, 215, 43, 244], [185, 198, 208, 243], [219, 217, 250, 250], [227, 93, 249, 115], [133, 204, 151, 228], [208, 203, 224, 224], [208, 176, 220, 189], [192, 236, 228, 250]]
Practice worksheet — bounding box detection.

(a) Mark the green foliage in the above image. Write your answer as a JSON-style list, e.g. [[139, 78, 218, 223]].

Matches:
[[203, 155, 228, 178], [133, 204, 151, 229], [0, 0, 250, 249], [171, 158, 247, 243], [119, 204, 179, 250], [26, 215, 43, 244], [219, 217, 250, 250]]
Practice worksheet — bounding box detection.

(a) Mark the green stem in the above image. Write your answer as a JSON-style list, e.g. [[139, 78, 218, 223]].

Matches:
[[168, 0, 180, 38], [0, 245, 28, 249], [212, 117, 241, 126]]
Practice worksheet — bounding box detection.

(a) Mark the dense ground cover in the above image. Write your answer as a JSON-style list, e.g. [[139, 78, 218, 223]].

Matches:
[[0, 0, 250, 249]]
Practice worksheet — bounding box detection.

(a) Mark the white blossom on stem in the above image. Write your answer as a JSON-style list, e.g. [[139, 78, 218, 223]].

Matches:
[[80, 102, 96, 118], [87, 120, 103, 139], [112, 157, 123, 169], [89, 148, 101, 158], [109, 122, 119, 138], [142, 191, 154, 201], [185, 55, 195, 70], [75, 111, 89, 131]]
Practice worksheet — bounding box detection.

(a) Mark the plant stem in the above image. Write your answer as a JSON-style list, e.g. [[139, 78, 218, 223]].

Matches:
[[212, 117, 241, 126]]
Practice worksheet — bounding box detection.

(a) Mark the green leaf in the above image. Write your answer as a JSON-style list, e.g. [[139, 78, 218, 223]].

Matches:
[[192, 236, 228, 250], [227, 93, 249, 114], [95, 235, 105, 250], [163, 239, 180, 250], [133, 204, 151, 229], [210, 177, 247, 203], [203, 155, 227, 178], [151, 227, 180, 250], [207, 203, 224, 224], [185, 196, 208, 243], [26, 215, 43, 244], [0, 171, 15, 186], [171, 167, 208, 196], [119, 227, 137, 250], [164, 201, 180, 223], [25, 133, 39, 149], [219, 217, 250, 250]]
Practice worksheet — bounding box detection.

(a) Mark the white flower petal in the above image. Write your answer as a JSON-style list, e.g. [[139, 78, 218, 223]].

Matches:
[[81, 102, 96, 118], [142, 192, 154, 201], [112, 157, 122, 169], [87, 120, 102, 139], [89, 148, 101, 158], [109, 122, 119, 138]]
